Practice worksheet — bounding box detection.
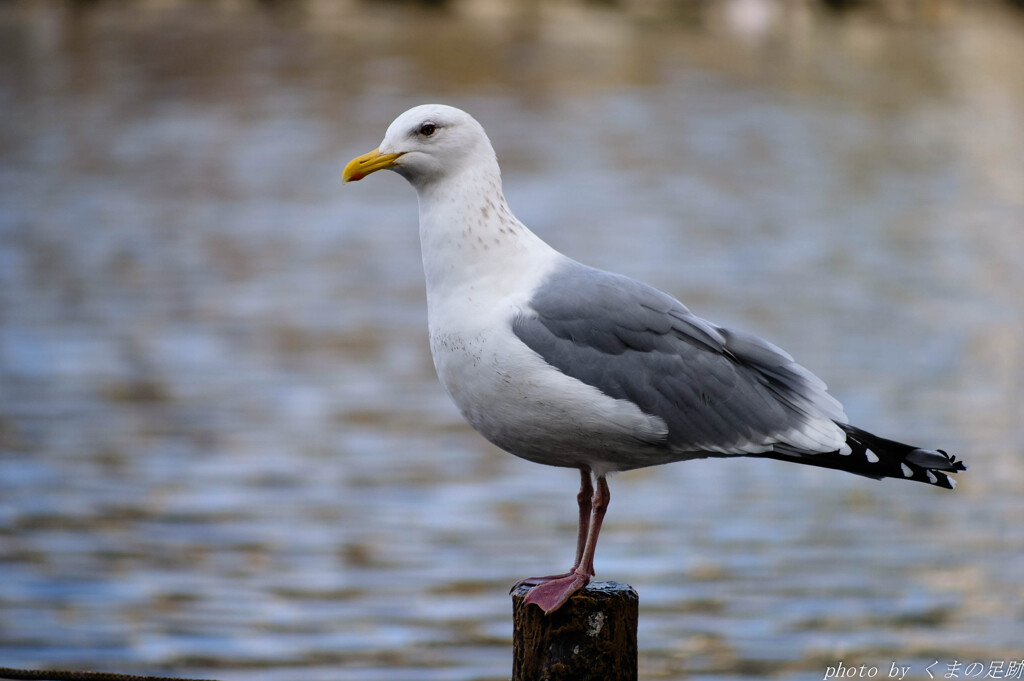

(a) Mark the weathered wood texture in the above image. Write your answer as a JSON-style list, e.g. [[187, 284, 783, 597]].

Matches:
[[512, 580, 638, 681]]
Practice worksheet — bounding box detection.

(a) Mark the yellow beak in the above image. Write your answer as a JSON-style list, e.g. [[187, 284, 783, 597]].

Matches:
[[343, 148, 403, 183]]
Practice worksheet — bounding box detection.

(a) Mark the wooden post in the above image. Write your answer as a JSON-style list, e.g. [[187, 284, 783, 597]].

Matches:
[[511, 581, 638, 681]]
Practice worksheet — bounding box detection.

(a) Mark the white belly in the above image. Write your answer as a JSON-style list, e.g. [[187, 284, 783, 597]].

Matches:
[[418, 225, 668, 473], [428, 307, 670, 473]]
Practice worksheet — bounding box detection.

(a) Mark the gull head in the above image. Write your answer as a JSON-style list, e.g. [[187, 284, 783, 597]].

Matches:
[[343, 104, 497, 189]]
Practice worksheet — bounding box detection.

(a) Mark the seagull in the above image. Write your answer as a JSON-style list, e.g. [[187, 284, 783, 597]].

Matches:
[[343, 104, 967, 614]]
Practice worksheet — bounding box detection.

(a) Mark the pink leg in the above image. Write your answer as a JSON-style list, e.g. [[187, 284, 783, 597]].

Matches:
[[522, 473, 610, 614], [512, 469, 592, 589], [571, 469, 594, 569], [576, 473, 609, 578]]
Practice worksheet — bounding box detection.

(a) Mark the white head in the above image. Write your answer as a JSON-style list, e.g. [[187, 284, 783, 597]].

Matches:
[[343, 104, 498, 190]]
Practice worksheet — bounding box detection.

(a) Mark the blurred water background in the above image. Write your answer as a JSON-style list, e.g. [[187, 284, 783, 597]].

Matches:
[[1, 0, 1023, 679]]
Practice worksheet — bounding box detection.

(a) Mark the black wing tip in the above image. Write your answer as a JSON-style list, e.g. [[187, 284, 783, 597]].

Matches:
[[825, 423, 968, 490], [922, 468, 959, 490], [935, 449, 968, 472]]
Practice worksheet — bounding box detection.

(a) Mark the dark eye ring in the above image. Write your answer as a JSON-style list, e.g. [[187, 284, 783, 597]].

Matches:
[[419, 123, 437, 137]]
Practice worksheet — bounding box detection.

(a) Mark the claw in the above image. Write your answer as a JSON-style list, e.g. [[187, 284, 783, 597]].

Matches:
[[510, 571, 576, 593], [522, 570, 591, 614]]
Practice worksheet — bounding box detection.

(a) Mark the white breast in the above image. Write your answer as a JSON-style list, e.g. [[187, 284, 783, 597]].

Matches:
[[410, 142, 669, 473], [425, 252, 669, 473]]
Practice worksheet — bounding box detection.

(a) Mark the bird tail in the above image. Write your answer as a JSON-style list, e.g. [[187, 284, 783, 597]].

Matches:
[[754, 423, 967, 490]]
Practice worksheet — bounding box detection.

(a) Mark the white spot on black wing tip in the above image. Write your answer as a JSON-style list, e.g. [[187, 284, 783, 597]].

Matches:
[[900, 463, 914, 478], [926, 470, 938, 484], [865, 448, 880, 463]]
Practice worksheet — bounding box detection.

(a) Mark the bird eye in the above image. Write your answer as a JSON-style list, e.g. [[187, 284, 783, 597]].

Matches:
[[418, 123, 437, 137]]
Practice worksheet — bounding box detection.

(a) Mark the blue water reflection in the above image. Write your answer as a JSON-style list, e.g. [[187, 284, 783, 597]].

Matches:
[[1, 1, 1022, 679]]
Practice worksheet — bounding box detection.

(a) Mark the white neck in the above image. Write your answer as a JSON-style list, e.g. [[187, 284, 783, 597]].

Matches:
[[414, 163, 560, 311]]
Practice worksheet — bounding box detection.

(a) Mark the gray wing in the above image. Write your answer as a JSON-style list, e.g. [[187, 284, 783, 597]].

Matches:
[[512, 261, 848, 456]]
